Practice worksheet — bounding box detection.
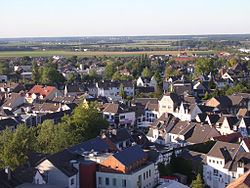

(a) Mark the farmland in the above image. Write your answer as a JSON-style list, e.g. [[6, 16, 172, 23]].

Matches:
[[0, 50, 215, 58]]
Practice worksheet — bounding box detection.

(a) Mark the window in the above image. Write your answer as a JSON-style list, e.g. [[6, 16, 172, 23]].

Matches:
[[116, 166, 118, 170], [220, 161, 222, 165], [71, 178, 74, 185], [105, 178, 109, 185], [213, 169, 218, 176], [143, 173, 145, 180], [209, 159, 211, 163], [98, 177, 102, 185], [120, 115, 125, 120], [112, 178, 116, 186], [122, 179, 127, 187], [146, 171, 148, 179], [217, 161, 219, 164], [149, 170, 151, 177], [232, 172, 236, 178], [213, 160, 215, 163]]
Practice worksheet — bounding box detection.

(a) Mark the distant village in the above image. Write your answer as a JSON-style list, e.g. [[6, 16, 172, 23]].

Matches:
[[0, 51, 249, 188]]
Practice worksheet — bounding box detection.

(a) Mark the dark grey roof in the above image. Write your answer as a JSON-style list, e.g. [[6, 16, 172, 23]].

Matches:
[[113, 145, 147, 166], [41, 110, 72, 123], [0, 168, 22, 188], [46, 149, 78, 177], [196, 113, 207, 122], [226, 152, 250, 171], [136, 86, 155, 93], [68, 137, 109, 154], [207, 114, 220, 124], [0, 118, 18, 131], [146, 150, 160, 163], [102, 128, 132, 144], [181, 149, 205, 164]]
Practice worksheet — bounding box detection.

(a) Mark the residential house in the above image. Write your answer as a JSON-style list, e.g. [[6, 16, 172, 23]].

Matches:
[[206, 96, 248, 114], [240, 137, 250, 152], [137, 76, 157, 91], [101, 128, 132, 151], [0, 118, 19, 132], [97, 81, 134, 97], [103, 103, 135, 128], [35, 149, 79, 188], [237, 117, 250, 137], [2, 92, 27, 111], [0, 83, 24, 93], [25, 85, 63, 104], [158, 93, 181, 115], [203, 141, 249, 188], [96, 145, 155, 188], [216, 116, 239, 135]]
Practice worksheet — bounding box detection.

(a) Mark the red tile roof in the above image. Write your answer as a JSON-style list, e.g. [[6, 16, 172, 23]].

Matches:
[[212, 132, 242, 143], [26, 85, 56, 100]]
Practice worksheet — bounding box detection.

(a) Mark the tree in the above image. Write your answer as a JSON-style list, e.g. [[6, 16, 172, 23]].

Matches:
[[32, 61, 40, 83], [0, 125, 36, 169], [112, 71, 121, 80], [194, 57, 217, 76], [191, 173, 204, 188], [41, 67, 65, 84], [63, 102, 109, 144], [67, 73, 75, 84], [142, 67, 152, 78], [0, 60, 11, 76], [119, 84, 126, 99], [213, 87, 220, 97], [229, 58, 236, 67], [104, 62, 116, 79], [203, 91, 209, 100]]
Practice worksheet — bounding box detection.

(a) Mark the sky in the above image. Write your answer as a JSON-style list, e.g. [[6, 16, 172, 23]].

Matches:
[[1, 0, 250, 38]]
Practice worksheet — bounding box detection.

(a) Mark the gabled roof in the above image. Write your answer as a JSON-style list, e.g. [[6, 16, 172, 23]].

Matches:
[[132, 98, 158, 106], [113, 145, 147, 167], [52, 96, 75, 104], [0, 118, 18, 131], [225, 116, 239, 129], [68, 136, 109, 154], [26, 85, 56, 100], [207, 141, 240, 163], [2, 93, 25, 109], [186, 123, 220, 144], [212, 132, 242, 143], [44, 149, 78, 177], [160, 92, 181, 104], [101, 128, 132, 144], [103, 103, 134, 114], [206, 114, 220, 125], [226, 152, 250, 171], [242, 137, 250, 152]]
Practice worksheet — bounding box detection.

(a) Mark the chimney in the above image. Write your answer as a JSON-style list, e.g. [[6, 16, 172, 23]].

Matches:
[[5, 166, 11, 181]]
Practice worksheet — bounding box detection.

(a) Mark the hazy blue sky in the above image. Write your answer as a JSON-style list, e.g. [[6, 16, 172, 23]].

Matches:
[[1, 0, 250, 38]]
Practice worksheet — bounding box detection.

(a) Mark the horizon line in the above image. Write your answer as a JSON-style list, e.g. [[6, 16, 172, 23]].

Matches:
[[1, 33, 250, 40]]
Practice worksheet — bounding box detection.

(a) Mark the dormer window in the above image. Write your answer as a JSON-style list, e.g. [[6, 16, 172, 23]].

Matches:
[[238, 161, 243, 168]]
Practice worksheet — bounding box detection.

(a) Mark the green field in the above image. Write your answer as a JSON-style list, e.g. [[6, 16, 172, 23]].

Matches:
[[0, 50, 216, 58]]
